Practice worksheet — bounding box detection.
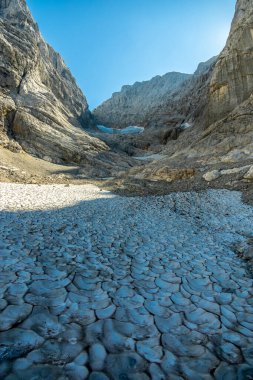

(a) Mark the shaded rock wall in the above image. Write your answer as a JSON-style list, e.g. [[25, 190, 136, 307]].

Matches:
[[0, 0, 107, 164], [207, 0, 253, 125]]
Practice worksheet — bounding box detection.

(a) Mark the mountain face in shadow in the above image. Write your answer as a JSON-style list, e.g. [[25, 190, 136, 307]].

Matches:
[[0, 0, 108, 165]]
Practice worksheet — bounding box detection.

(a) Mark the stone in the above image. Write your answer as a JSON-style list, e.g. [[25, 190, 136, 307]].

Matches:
[[218, 342, 243, 364], [0, 304, 32, 331], [5, 283, 28, 305], [0, 328, 44, 361], [244, 166, 253, 180], [161, 351, 178, 374], [40, 340, 83, 364], [203, 170, 221, 182], [221, 306, 237, 324], [215, 293, 233, 305], [115, 286, 134, 298], [89, 343, 107, 371], [214, 362, 238, 380], [102, 319, 135, 353], [74, 352, 89, 366], [95, 304, 116, 319], [181, 350, 219, 375], [136, 341, 163, 363], [65, 363, 89, 380], [155, 314, 182, 333], [149, 363, 166, 380], [13, 358, 32, 372], [105, 353, 148, 379], [171, 292, 190, 306], [162, 334, 205, 357], [20, 309, 64, 338], [222, 331, 247, 347], [198, 299, 220, 315], [185, 308, 220, 326]]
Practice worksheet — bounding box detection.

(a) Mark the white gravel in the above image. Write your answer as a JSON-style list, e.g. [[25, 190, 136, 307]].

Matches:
[[0, 184, 253, 379]]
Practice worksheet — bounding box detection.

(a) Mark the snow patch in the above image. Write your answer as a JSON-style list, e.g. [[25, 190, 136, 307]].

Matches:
[[97, 125, 144, 135]]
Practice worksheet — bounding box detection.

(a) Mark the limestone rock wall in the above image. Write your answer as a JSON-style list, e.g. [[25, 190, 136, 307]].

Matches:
[[93, 72, 192, 129], [0, 0, 108, 164], [207, 0, 253, 125]]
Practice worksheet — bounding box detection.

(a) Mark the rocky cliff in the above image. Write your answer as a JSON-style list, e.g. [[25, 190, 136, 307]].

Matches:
[[94, 0, 253, 163], [0, 0, 108, 164], [93, 58, 218, 130], [113, 0, 253, 190], [207, 0, 253, 125], [93, 71, 192, 128], [177, 0, 253, 162]]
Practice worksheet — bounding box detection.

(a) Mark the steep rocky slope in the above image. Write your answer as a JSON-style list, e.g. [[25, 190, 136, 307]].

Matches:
[[171, 0, 253, 162], [207, 0, 253, 125], [93, 57, 218, 129], [96, 0, 253, 195], [0, 0, 108, 165], [94, 0, 253, 166], [93, 72, 191, 128]]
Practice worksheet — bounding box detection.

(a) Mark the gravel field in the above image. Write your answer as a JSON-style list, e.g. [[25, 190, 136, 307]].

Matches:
[[0, 184, 253, 379]]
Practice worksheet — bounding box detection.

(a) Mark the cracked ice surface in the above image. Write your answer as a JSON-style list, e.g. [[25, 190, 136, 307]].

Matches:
[[0, 184, 253, 379]]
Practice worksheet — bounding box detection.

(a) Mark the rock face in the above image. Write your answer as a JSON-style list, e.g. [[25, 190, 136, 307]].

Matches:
[[178, 0, 253, 162], [0, 0, 107, 164], [93, 57, 217, 129], [96, 0, 253, 186], [93, 72, 191, 128], [93, 74, 190, 129], [94, 0, 253, 166], [207, 0, 253, 125]]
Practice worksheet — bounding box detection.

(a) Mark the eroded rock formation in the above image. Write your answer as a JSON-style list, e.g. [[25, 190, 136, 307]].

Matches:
[[0, 0, 108, 164], [93, 72, 192, 128], [180, 0, 253, 162], [93, 57, 219, 130], [207, 0, 253, 125]]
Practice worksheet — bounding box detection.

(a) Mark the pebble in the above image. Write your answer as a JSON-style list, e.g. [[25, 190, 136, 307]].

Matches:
[[105, 352, 148, 379], [0, 328, 44, 361], [95, 304, 116, 319], [0, 304, 32, 331], [65, 363, 89, 380], [155, 314, 182, 333], [218, 342, 243, 364], [89, 343, 107, 371], [162, 334, 205, 357], [136, 341, 163, 363], [161, 351, 177, 374]]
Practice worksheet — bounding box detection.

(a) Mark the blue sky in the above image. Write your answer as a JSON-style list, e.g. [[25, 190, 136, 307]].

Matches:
[[27, 0, 236, 109]]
